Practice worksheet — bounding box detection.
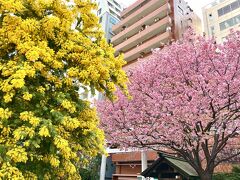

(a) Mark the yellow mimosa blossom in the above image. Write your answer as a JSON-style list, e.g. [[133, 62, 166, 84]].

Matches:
[[0, 108, 12, 119], [49, 155, 60, 167], [61, 100, 76, 113], [24, 171, 38, 180], [34, 62, 45, 70], [0, 0, 128, 178], [11, 79, 25, 88], [19, 111, 34, 121], [0, 162, 24, 179], [29, 117, 40, 127], [23, 92, 32, 101], [63, 161, 76, 174], [37, 86, 45, 93], [24, 141, 30, 147], [39, 126, 50, 137], [54, 136, 69, 149], [3, 92, 14, 103], [6, 147, 28, 163], [13, 126, 35, 140], [2, 127, 11, 136], [61, 116, 80, 130]]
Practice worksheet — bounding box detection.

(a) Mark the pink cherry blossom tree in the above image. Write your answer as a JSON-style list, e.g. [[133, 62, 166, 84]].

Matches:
[[97, 30, 240, 180]]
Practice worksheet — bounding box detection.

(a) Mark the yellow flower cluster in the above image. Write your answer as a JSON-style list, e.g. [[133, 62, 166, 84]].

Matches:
[[49, 155, 60, 167], [0, 108, 12, 120], [23, 171, 38, 180], [23, 92, 32, 101], [0, 163, 24, 180], [37, 86, 45, 93], [6, 147, 28, 163], [62, 116, 80, 130], [61, 100, 76, 113], [19, 111, 40, 127], [25, 50, 39, 62], [43, 155, 60, 167], [39, 126, 50, 137], [13, 126, 35, 140], [54, 136, 72, 159], [0, 0, 25, 13], [63, 160, 76, 174], [1, 126, 11, 136], [0, 0, 128, 178]]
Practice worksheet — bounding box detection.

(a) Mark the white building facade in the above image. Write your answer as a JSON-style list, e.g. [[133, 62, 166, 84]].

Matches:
[[95, 0, 124, 43], [202, 0, 240, 42]]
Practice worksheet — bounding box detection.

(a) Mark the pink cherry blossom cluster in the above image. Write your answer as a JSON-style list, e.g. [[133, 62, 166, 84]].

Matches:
[[97, 30, 240, 173]]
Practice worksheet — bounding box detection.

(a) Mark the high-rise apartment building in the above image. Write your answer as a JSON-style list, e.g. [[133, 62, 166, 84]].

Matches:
[[99, 1, 202, 180], [95, 0, 124, 43], [111, 0, 202, 64], [203, 0, 240, 43]]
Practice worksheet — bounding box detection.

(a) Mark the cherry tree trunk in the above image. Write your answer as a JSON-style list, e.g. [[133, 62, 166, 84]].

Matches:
[[199, 171, 213, 180]]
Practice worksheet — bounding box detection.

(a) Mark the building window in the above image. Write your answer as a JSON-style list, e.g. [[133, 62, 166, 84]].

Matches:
[[219, 14, 240, 31], [223, 5, 231, 14], [107, 2, 114, 8], [115, 8, 121, 13], [210, 26, 214, 36], [99, 16, 102, 23], [218, 8, 223, 16], [218, 0, 240, 17], [231, 0, 239, 11], [97, 8, 102, 15], [110, 17, 117, 25], [113, 0, 121, 8], [109, 9, 120, 20], [178, 6, 183, 15]]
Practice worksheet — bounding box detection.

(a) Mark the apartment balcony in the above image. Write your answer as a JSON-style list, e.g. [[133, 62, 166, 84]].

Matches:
[[121, 0, 146, 18], [112, 0, 167, 34], [112, 3, 170, 46], [123, 31, 172, 62], [114, 16, 172, 54], [112, 174, 138, 180]]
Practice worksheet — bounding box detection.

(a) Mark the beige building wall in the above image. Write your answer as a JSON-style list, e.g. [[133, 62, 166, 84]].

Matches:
[[203, 0, 240, 43]]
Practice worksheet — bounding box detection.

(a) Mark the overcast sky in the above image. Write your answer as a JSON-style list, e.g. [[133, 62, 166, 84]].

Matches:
[[117, 0, 215, 20]]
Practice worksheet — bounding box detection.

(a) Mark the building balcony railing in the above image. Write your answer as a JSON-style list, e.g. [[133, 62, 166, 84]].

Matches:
[[123, 31, 172, 62], [112, 3, 170, 46], [114, 16, 171, 54], [112, 174, 138, 180], [120, 0, 147, 18], [112, 0, 167, 34]]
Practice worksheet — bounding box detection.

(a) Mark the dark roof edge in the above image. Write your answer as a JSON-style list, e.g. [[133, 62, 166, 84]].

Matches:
[[158, 152, 186, 162], [141, 152, 198, 177]]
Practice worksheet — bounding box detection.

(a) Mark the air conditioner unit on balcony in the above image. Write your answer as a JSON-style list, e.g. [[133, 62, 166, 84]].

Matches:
[[166, 26, 171, 32], [154, 18, 160, 22]]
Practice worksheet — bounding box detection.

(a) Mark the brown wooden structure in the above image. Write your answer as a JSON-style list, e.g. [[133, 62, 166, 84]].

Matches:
[[141, 153, 199, 180]]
